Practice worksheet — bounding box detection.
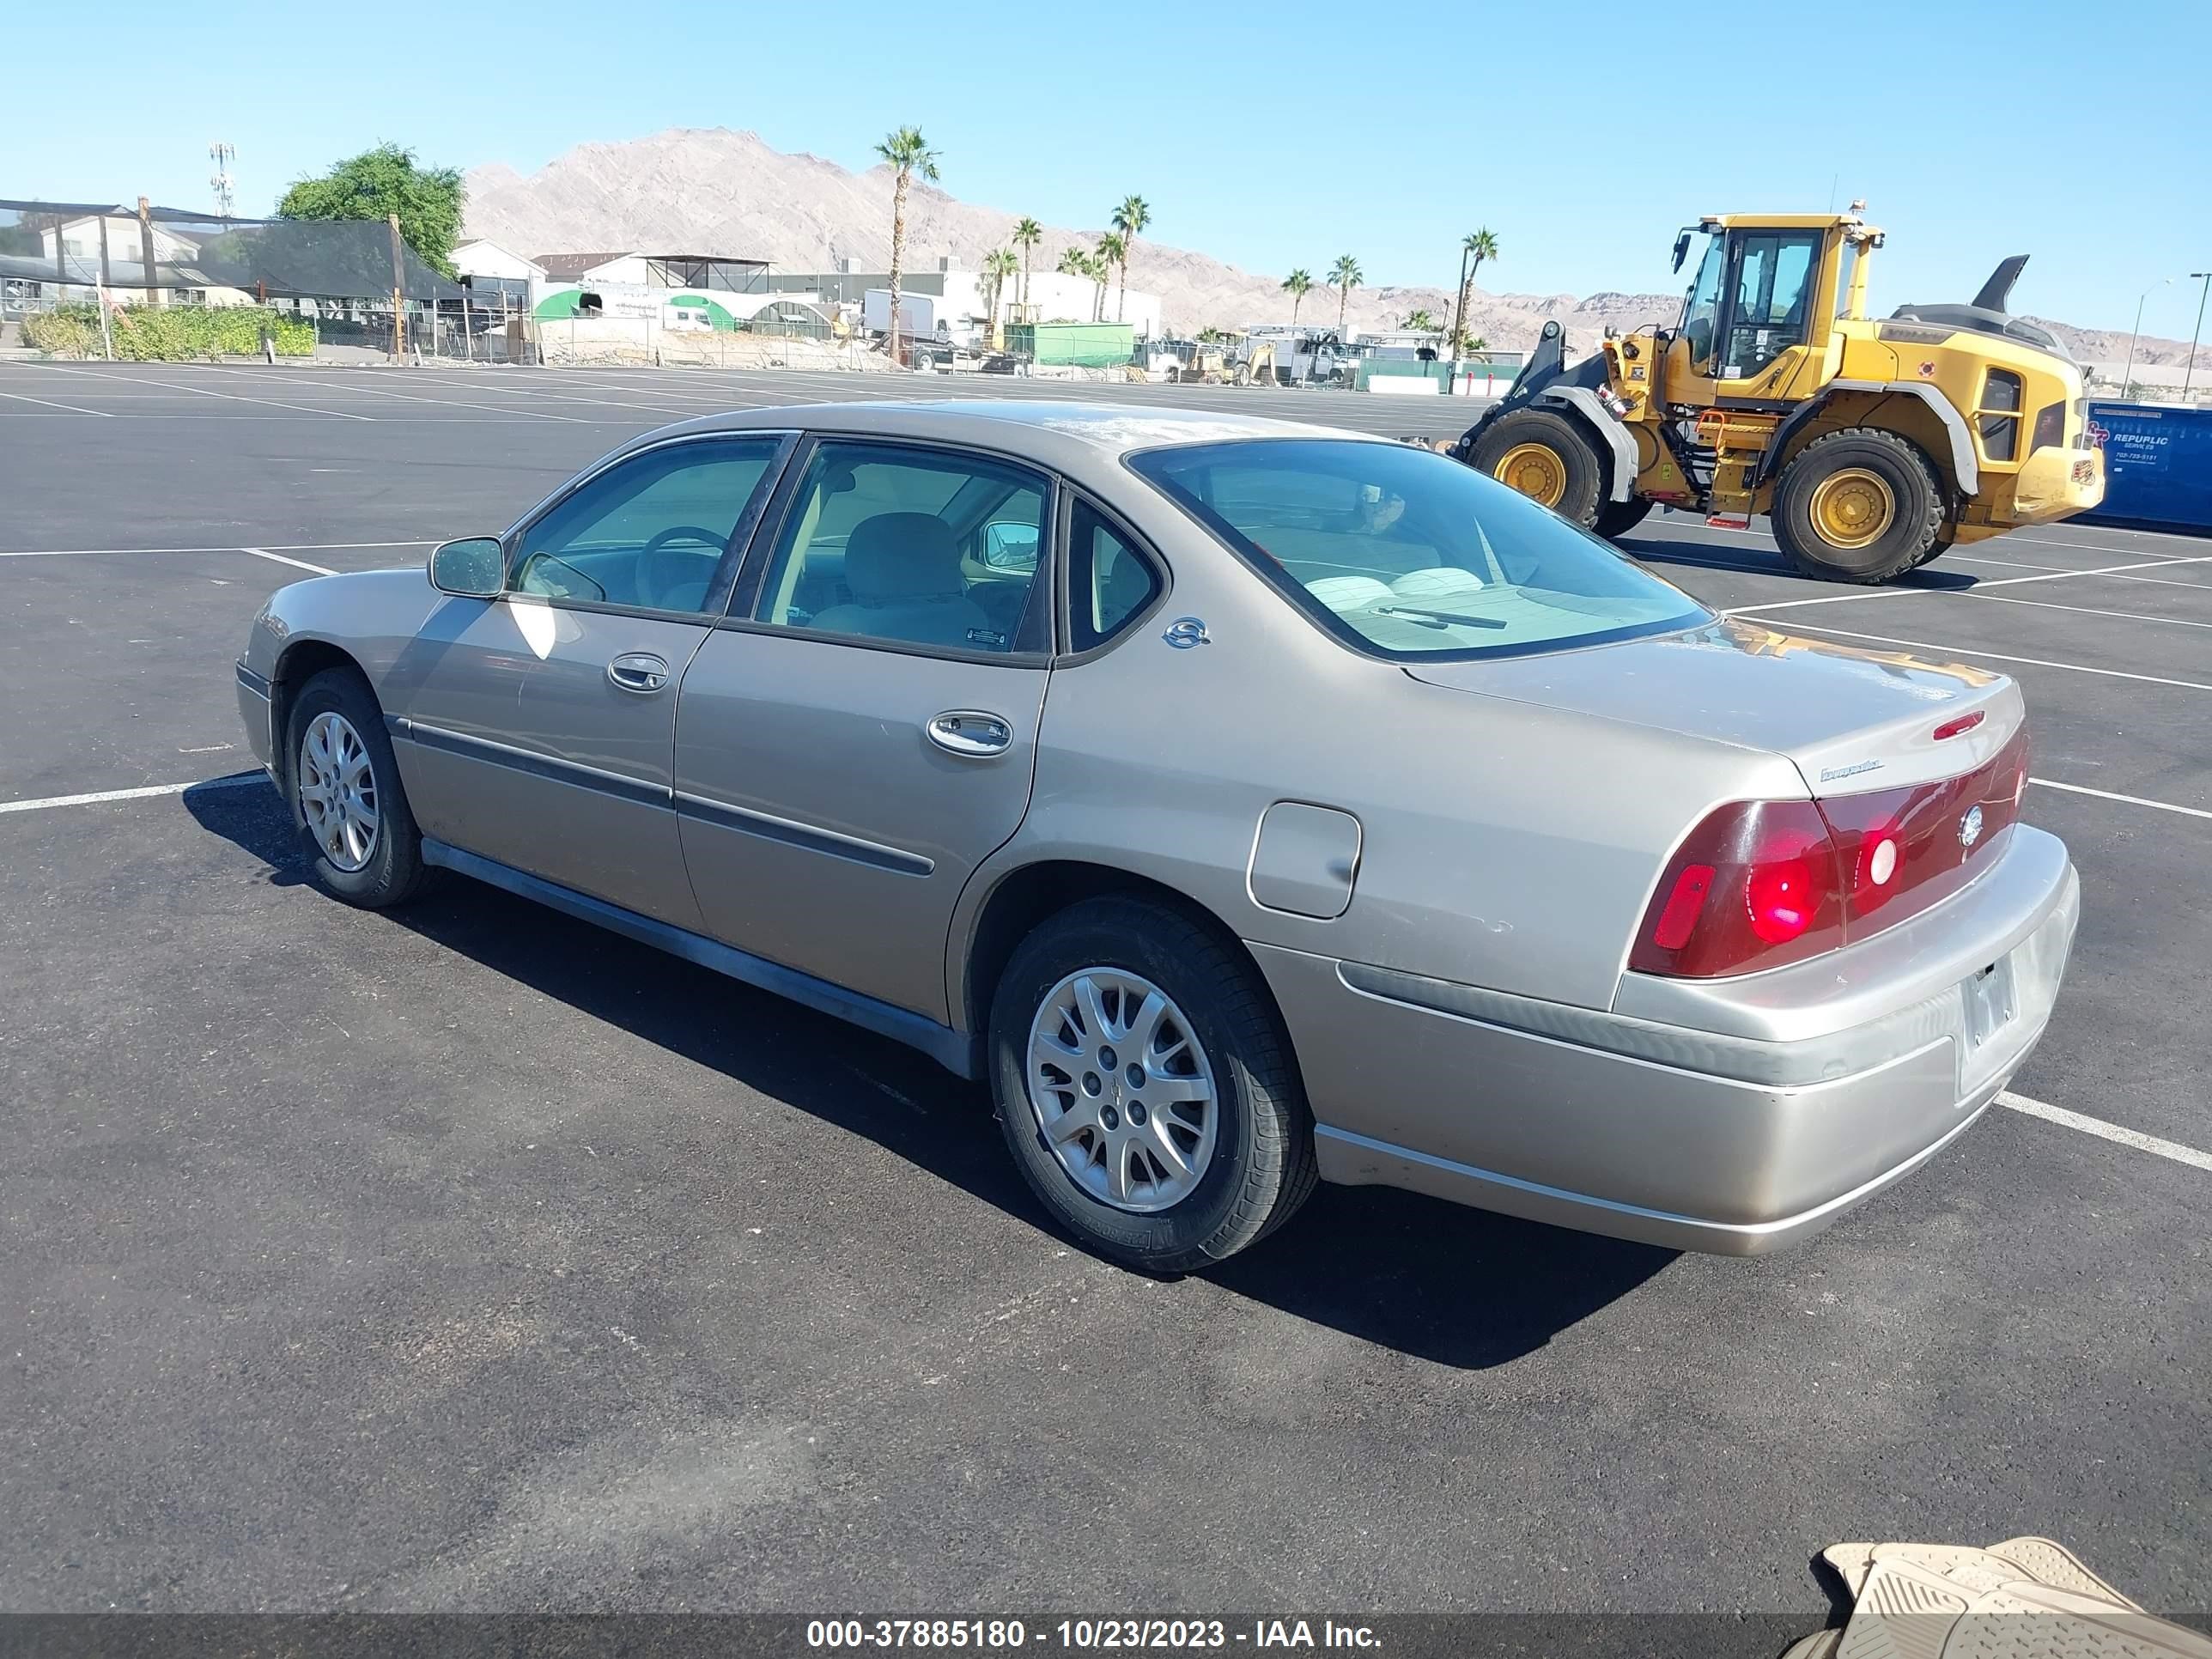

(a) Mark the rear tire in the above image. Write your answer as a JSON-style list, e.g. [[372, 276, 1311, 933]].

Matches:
[[989, 897, 1317, 1273], [286, 667, 428, 909], [1594, 496, 1655, 538], [1468, 408, 1604, 527], [1771, 428, 1943, 583]]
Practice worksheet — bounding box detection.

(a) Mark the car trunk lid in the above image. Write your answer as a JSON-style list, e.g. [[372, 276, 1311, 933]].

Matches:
[[1401, 616, 2025, 797], [1407, 617, 2032, 969]]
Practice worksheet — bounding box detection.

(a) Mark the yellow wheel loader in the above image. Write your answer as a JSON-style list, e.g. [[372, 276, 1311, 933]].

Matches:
[[1449, 210, 2106, 582]]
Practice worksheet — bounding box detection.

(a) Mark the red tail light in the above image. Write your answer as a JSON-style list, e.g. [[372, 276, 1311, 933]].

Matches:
[[1632, 724, 2031, 978], [1627, 799, 1845, 976]]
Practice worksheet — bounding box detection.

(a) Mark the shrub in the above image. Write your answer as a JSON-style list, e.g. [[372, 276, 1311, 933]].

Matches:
[[24, 302, 315, 361]]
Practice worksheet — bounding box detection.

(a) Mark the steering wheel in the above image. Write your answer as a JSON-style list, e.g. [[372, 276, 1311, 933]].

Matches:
[[638, 525, 726, 610]]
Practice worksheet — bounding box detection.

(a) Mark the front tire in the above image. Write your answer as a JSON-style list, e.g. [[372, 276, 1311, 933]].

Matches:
[[286, 667, 428, 908], [1771, 428, 1944, 583], [989, 896, 1316, 1273], [1468, 408, 1605, 527]]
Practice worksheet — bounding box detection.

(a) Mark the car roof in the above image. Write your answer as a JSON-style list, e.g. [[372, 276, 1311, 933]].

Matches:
[[625, 398, 1376, 465]]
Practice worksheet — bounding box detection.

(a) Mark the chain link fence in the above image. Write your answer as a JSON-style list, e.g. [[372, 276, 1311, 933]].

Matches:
[[1, 197, 537, 363]]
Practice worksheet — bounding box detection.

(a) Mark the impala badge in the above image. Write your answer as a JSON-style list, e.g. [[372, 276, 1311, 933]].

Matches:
[[1960, 805, 1984, 848], [1163, 617, 1211, 649]]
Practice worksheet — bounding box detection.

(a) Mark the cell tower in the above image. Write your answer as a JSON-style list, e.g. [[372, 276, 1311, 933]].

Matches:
[[210, 142, 236, 219]]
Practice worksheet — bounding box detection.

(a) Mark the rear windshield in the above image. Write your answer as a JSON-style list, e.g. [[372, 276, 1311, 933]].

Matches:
[[1128, 438, 1708, 661]]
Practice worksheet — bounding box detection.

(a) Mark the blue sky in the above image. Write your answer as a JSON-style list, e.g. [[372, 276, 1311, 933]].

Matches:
[[14, 0, 2209, 335]]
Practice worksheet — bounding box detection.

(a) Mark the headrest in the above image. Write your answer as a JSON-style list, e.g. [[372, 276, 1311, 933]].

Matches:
[[845, 513, 963, 600]]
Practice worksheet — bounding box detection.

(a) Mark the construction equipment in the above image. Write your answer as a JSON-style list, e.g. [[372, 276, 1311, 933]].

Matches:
[[1228, 325, 1355, 388], [1450, 209, 2106, 582]]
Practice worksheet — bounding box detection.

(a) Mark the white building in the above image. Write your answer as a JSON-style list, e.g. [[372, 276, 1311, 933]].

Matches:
[[535, 251, 649, 287], [451, 239, 545, 284], [769, 257, 1164, 345]]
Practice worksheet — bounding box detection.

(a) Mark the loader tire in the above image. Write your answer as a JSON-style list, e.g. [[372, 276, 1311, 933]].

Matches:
[[1772, 428, 1943, 584], [1594, 497, 1655, 539], [1469, 409, 1604, 528], [1908, 526, 1956, 571]]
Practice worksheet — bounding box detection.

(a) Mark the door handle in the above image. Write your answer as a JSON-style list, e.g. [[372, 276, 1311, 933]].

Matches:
[[927, 710, 1012, 758], [607, 652, 671, 695]]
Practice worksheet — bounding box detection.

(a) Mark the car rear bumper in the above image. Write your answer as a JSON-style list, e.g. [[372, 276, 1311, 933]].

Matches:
[[1251, 825, 2079, 1255]]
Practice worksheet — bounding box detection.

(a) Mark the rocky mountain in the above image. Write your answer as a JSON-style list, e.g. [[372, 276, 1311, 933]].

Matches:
[[465, 128, 2193, 364]]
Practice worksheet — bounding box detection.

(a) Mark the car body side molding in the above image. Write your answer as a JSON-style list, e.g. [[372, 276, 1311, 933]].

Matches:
[[395, 719, 671, 809], [420, 838, 982, 1079]]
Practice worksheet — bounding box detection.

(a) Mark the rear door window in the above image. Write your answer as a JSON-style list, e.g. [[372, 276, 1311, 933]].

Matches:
[[753, 441, 1051, 656]]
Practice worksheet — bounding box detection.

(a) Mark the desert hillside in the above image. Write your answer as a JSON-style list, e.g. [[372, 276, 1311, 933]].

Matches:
[[465, 128, 2191, 363]]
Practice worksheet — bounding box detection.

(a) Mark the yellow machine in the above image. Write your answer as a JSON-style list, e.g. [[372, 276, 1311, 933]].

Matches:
[[1451, 209, 2106, 582]]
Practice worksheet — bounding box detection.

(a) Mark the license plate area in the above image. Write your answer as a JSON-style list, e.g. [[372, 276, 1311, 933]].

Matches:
[[1960, 956, 2019, 1080]]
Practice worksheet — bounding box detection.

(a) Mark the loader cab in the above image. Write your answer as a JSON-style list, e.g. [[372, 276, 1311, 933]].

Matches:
[[1666, 216, 1839, 409]]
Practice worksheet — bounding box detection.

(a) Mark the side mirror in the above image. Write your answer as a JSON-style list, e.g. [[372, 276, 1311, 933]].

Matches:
[[981, 522, 1040, 571], [1671, 230, 1692, 274], [428, 537, 505, 598]]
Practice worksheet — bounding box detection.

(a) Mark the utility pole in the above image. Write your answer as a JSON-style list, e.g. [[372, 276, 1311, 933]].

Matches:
[[2123, 277, 2171, 400], [387, 213, 406, 363], [2185, 272, 2211, 404], [1449, 240, 1472, 372], [137, 197, 159, 307], [95, 216, 114, 359]]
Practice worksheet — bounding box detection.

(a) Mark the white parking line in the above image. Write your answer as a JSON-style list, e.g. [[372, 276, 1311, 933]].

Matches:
[[0, 386, 113, 416], [2004, 532, 2203, 556], [1739, 618, 2212, 692], [1997, 1091, 2212, 1173], [31, 363, 375, 422], [2030, 779, 2212, 822], [0, 539, 433, 558], [1723, 554, 2212, 616], [2097, 568, 2212, 592], [242, 547, 338, 576], [1945, 553, 2076, 571], [0, 773, 266, 815], [193, 365, 588, 423], [1964, 592, 2212, 630], [404, 370, 710, 417]]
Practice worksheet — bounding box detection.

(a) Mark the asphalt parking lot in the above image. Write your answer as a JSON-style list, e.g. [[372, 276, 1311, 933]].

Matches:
[[2, 362, 2206, 1631]]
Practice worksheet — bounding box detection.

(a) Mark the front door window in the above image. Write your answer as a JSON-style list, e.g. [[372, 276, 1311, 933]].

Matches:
[[1680, 232, 1725, 374], [511, 437, 783, 615]]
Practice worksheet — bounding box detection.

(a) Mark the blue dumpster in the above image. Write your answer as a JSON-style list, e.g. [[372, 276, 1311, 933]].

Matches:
[[2082, 402, 2212, 533]]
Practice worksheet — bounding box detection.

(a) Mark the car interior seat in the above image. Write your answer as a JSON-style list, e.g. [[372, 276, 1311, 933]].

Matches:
[[807, 512, 994, 648]]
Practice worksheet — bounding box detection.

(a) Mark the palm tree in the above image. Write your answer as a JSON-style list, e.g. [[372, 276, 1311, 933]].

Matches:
[[1094, 233, 1126, 323], [1111, 195, 1149, 324], [1329, 254, 1362, 337], [873, 125, 940, 366], [1012, 216, 1042, 311], [1056, 246, 1099, 320], [1449, 227, 1500, 364], [1282, 268, 1313, 325], [982, 247, 1018, 343], [1404, 308, 1437, 334]]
